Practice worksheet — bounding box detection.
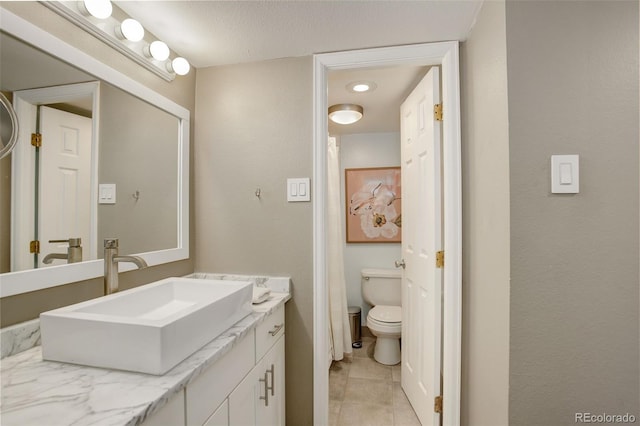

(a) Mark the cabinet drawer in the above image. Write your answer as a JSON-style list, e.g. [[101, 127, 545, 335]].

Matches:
[[255, 306, 285, 362], [186, 333, 254, 426]]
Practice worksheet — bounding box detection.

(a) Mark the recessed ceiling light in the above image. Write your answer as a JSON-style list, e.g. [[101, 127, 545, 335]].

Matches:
[[346, 81, 377, 93]]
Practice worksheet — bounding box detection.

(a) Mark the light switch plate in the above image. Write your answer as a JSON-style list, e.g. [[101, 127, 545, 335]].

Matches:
[[99, 183, 117, 204], [287, 178, 310, 202], [551, 155, 579, 193]]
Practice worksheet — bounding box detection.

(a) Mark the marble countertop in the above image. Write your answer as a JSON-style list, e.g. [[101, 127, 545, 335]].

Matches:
[[0, 288, 290, 426]]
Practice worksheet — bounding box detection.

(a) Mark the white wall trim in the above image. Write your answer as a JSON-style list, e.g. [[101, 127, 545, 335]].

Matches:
[[11, 82, 101, 271], [313, 41, 463, 426]]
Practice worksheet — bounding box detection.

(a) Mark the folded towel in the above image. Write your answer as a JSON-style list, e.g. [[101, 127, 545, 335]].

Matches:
[[252, 286, 271, 304]]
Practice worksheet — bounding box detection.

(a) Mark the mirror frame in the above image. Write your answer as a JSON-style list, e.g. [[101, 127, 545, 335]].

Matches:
[[0, 8, 190, 298], [0, 92, 19, 159]]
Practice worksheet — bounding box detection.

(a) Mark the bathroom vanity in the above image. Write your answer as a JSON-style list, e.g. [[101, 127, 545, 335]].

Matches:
[[0, 275, 290, 426], [145, 301, 286, 426]]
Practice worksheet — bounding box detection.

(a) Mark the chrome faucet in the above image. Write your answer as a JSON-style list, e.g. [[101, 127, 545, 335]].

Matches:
[[104, 238, 148, 295], [43, 238, 83, 264]]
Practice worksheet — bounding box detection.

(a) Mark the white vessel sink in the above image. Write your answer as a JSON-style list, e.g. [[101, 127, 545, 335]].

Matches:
[[40, 277, 253, 375]]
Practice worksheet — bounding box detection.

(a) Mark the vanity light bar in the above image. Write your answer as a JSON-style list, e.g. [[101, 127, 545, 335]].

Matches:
[[40, 1, 190, 82]]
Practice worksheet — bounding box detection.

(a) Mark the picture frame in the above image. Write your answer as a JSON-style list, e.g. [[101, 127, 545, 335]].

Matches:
[[345, 166, 401, 243]]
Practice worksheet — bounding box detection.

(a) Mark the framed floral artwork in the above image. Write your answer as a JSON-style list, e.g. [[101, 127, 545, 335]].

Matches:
[[345, 166, 401, 243]]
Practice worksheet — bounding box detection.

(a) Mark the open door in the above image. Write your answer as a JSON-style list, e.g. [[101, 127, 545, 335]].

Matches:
[[39, 106, 92, 267], [399, 66, 443, 426]]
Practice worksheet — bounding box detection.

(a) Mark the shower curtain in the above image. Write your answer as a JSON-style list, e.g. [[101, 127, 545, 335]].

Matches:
[[327, 137, 352, 361]]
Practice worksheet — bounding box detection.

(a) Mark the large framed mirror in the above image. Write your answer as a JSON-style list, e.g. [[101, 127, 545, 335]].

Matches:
[[0, 8, 189, 297]]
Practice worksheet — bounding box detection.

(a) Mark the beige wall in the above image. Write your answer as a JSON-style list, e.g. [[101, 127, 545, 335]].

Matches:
[[0, 2, 196, 327], [506, 1, 639, 424], [194, 57, 314, 425], [460, 1, 511, 425], [98, 83, 178, 256]]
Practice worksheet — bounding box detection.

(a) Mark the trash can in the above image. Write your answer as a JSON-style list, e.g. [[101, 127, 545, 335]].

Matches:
[[348, 306, 362, 348]]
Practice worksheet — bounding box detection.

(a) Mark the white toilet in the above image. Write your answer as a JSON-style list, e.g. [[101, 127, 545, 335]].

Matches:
[[361, 268, 402, 365]]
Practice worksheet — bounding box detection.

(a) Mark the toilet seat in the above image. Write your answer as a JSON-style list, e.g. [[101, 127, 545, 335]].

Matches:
[[367, 317, 401, 334], [367, 306, 402, 336], [368, 305, 401, 323]]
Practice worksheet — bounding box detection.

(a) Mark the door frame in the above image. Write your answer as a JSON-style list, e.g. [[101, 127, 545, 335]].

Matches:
[[11, 82, 100, 271], [312, 41, 462, 425]]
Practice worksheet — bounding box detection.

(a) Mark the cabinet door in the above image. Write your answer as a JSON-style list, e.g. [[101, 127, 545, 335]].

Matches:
[[203, 400, 229, 426], [256, 336, 285, 426], [229, 336, 285, 426], [187, 334, 254, 426], [228, 365, 259, 426]]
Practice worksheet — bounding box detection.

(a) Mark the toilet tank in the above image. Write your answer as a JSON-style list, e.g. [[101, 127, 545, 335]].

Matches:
[[361, 268, 402, 306]]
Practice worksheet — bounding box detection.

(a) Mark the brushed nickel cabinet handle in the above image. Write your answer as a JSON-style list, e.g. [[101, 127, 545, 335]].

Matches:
[[269, 324, 283, 336], [267, 364, 275, 396], [259, 371, 269, 407]]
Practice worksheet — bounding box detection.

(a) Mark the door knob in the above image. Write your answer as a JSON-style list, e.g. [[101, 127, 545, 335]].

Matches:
[[395, 259, 406, 269]]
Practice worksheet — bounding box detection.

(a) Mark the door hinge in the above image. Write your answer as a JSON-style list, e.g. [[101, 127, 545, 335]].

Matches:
[[31, 133, 42, 147], [436, 250, 444, 268], [30, 240, 40, 254], [434, 395, 443, 413], [434, 103, 443, 121]]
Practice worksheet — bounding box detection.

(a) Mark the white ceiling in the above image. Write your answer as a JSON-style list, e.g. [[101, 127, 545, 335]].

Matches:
[[116, 1, 483, 134], [116, 1, 482, 68], [328, 65, 430, 135]]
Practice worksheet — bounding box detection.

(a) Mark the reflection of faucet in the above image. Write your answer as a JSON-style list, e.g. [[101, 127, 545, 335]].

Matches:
[[104, 238, 148, 295], [43, 238, 83, 264], [42, 253, 68, 264]]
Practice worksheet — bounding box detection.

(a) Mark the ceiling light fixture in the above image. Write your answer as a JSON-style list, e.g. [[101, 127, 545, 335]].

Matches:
[[42, 1, 191, 82], [115, 18, 145, 42], [346, 81, 377, 93], [328, 104, 364, 125], [79, 0, 112, 19]]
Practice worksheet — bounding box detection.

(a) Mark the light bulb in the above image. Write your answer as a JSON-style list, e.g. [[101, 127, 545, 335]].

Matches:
[[145, 41, 170, 61], [352, 84, 370, 92], [167, 57, 190, 76], [116, 19, 144, 42], [346, 81, 377, 93], [80, 0, 112, 19]]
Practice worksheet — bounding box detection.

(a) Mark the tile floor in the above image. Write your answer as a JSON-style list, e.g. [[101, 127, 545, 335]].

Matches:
[[329, 336, 421, 426]]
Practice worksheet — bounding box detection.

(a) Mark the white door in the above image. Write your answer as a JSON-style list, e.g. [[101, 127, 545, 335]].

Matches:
[[400, 67, 443, 426], [39, 106, 92, 267]]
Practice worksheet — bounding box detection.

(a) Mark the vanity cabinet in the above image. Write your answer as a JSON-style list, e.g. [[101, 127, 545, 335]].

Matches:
[[180, 305, 285, 426], [203, 400, 228, 426], [186, 334, 255, 426], [229, 336, 285, 426], [143, 389, 186, 426]]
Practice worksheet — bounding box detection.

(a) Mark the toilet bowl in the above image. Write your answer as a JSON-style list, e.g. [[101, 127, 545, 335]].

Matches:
[[367, 305, 402, 365], [361, 268, 402, 365]]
